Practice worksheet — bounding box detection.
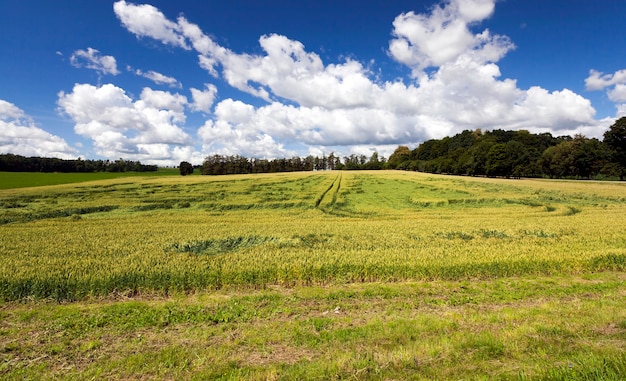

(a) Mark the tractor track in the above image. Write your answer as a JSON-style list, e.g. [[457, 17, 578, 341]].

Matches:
[[315, 173, 342, 209]]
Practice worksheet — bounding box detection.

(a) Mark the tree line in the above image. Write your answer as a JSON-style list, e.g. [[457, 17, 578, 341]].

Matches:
[[198, 151, 389, 176], [0, 154, 158, 173], [198, 117, 626, 180]]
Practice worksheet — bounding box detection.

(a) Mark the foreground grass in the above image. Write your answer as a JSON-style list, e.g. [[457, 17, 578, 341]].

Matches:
[[1, 272, 625, 380]]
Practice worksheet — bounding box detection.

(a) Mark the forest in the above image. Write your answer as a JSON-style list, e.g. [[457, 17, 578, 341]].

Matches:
[[386, 129, 612, 179], [386, 116, 626, 179]]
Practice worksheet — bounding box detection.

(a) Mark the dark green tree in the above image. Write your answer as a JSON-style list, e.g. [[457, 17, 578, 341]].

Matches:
[[542, 141, 575, 178], [603, 116, 626, 180], [179, 161, 194, 176], [485, 143, 510, 177], [569, 135, 608, 179]]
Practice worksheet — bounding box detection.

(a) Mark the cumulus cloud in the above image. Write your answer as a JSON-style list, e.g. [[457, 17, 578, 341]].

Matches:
[[57, 84, 194, 164], [586, 68, 626, 115], [0, 100, 77, 158], [608, 84, 626, 103], [134, 69, 182, 88], [198, 119, 293, 159], [113, 0, 189, 49], [111, 0, 605, 159], [0, 100, 28, 121], [388, 0, 508, 73], [70, 48, 120, 75], [190, 84, 218, 113], [585, 69, 626, 91], [138, 87, 188, 115]]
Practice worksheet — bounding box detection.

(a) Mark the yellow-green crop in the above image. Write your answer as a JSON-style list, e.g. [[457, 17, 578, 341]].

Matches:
[[1, 171, 625, 301]]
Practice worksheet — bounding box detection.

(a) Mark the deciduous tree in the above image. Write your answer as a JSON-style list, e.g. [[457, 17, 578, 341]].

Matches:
[[179, 161, 194, 176], [603, 116, 626, 180]]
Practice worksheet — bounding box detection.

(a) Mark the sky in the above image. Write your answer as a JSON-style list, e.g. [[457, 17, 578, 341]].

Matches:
[[1, 0, 626, 166]]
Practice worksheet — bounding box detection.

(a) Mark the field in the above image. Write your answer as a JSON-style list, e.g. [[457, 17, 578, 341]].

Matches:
[[1, 170, 625, 379]]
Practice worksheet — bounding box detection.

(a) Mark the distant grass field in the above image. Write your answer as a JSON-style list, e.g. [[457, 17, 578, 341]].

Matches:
[[0, 168, 182, 189], [1, 170, 625, 379]]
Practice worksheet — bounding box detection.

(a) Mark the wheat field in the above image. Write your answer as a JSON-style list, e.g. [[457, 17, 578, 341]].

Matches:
[[1, 171, 625, 301]]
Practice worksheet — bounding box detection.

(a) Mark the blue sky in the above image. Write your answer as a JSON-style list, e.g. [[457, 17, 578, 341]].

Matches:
[[1, 0, 626, 165]]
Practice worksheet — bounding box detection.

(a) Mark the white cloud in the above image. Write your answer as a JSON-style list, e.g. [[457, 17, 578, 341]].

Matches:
[[0, 99, 28, 121], [70, 48, 120, 75], [585, 69, 626, 116], [190, 84, 218, 113], [585, 69, 626, 91], [198, 118, 293, 159], [608, 84, 626, 103], [112, 0, 607, 160], [198, 98, 430, 157], [388, 0, 508, 74], [57, 83, 194, 163], [113, 0, 189, 49], [0, 100, 77, 159], [134, 69, 182, 88], [455, 0, 495, 22], [608, 84, 626, 118], [138, 87, 187, 115]]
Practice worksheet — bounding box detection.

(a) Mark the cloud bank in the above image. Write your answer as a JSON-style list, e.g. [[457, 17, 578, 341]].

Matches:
[[102, 0, 610, 163]]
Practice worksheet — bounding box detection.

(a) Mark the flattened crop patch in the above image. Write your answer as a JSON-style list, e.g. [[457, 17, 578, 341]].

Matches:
[[167, 235, 278, 256]]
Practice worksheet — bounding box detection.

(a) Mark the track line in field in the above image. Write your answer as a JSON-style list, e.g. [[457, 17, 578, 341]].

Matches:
[[315, 173, 341, 209]]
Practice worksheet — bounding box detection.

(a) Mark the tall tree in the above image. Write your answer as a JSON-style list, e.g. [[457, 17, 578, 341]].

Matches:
[[386, 146, 411, 169], [603, 116, 626, 180]]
